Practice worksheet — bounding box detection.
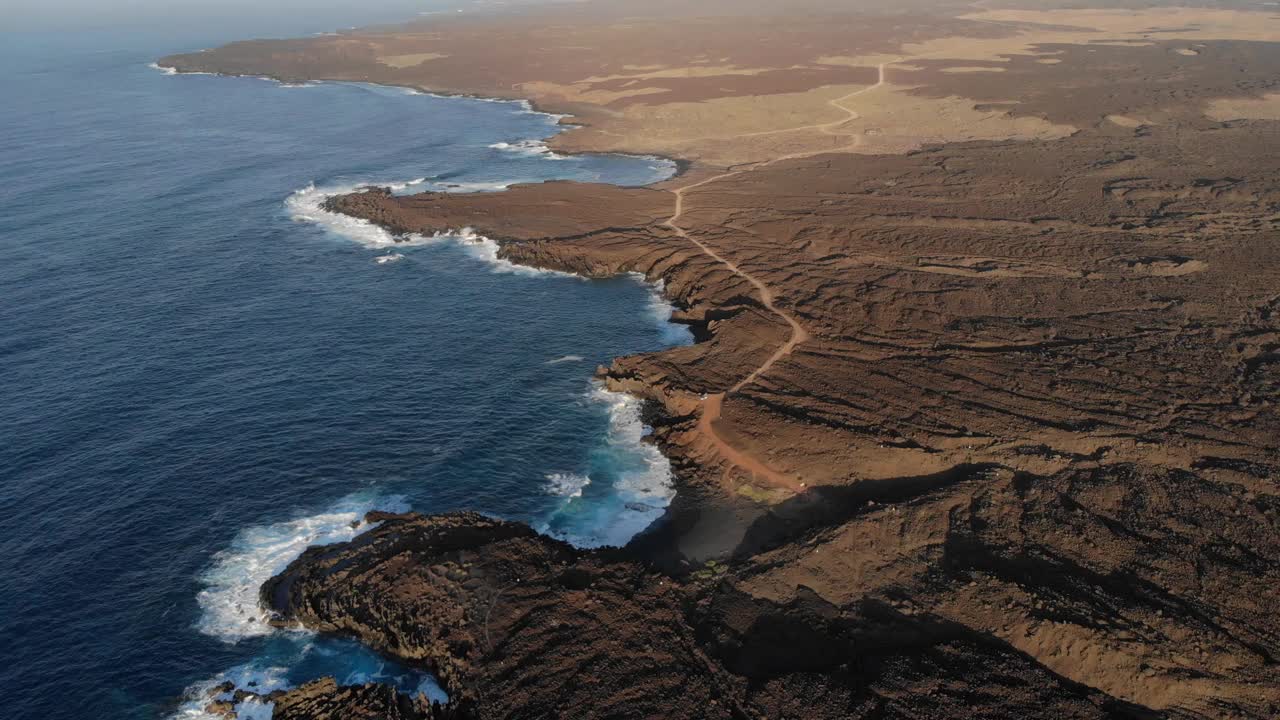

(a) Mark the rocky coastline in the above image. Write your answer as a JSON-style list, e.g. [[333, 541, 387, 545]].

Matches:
[[158, 0, 1280, 715], [225, 510, 1145, 719]]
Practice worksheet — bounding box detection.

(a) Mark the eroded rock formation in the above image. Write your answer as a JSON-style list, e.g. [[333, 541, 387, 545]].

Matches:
[[260, 511, 1164, 719]]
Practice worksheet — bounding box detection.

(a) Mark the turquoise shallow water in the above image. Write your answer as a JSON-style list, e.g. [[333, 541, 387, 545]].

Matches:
[[0, 30, 684, 719]]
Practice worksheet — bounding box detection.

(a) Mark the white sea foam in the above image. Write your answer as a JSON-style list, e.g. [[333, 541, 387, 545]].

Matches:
[[287, 185, 571, 276], [195, 493, 408, 643], [635, 275, 694, 345], [489, 139, 566, 160], [285, 182, 442, 249], [171, 663, 290, 719], [513, 99, 570, 122], [547, 355, 585, 364], [591, 383, 675, 503], [375, 253, 405, 264], [544, 472, 592, 498], [386, 177, 427, 191], [454, 228, 579, 278], [171, 637, 448, 719], [543, 384, 675, 548], [148, 62, 218, 77]]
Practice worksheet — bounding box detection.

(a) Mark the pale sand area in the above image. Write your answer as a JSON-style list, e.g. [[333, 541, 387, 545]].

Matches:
[[377, 52, 449, 67], [547, 7, 1280, 165], [186, 6, 1280, 168], [1205, 93, 1280, 120], [547, 71, 1076, 166]]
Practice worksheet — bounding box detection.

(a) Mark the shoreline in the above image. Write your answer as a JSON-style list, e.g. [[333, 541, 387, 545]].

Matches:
[[146, 8, 1280, 714], [312, 181, 788, 571], [152, 65, 711, 712], [185, 54, 734, 560], [150, 61, 696, 184], [298, 198, 721, 565], [289, 183, 705, 558], [181, 58, 727, 559]]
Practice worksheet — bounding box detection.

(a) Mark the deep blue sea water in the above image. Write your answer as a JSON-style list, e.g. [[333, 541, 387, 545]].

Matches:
[[0, 30, 685, 719]]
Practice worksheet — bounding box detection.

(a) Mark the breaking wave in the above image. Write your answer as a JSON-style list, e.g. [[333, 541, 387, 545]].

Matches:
[[539, 383, 676, 548], [285, 182, 439, 249], [195, 493, 408, 643], [544, 472, 592, 498], [489, 139, 566, 160], [636, 275, 694, 346], [453, 228, 580, 278], [286, 183, 575, 278], [169, 637, 448, 720], [171, 662, 289, 720]]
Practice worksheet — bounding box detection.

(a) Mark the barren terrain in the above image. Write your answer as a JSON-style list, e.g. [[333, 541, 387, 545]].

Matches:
[[163, 1, 1280, 717]]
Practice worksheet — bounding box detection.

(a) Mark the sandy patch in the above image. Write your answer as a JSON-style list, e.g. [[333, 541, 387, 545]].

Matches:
[[826, 8, 1280, 66], [582, 64, 779, 83], [1106, 114, 1150, 127], [553, 83, 866, 165], [377, 52, 447, 67], [556, 78, 1074, 166], [816, 53, 909, 67], [833, 84, 1076, 156], [1131, 257, 1208, 276], [968, 8, 1280, 43], [520, 80, 670, 105], [939, 66, 1007, 73], [1205, 93, 1280, 121]]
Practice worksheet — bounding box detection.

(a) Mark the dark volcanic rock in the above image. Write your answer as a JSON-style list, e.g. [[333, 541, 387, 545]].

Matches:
[[260, 511, 1136, 719], [216, 677, 460, 720]]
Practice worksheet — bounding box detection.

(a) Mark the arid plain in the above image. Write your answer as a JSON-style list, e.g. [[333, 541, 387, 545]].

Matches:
[[163, 1, 1280, 717]]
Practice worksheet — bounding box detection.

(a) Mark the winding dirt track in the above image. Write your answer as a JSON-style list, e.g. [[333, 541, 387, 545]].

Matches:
[[663, 64, 890, 491]]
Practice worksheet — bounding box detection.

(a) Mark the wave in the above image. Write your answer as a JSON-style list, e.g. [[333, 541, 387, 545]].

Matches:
[[591, 382, 676, 506], [544, 472, 592, 498], [148, 62, 178, 76], [547, 354, 585, 364], [195, 493, 408, 643], [285, 182, 443, 249], [453, 228, 580, 278], [386, 177, 427, 191], [636, 275, 694, 346], [170, 637, 448, 719], [171, 661, 288, 719], [489, 139, 566, 160], [286, 183, 577, 277], [285, 183, 576, 281], [540, 384, 676, 548]]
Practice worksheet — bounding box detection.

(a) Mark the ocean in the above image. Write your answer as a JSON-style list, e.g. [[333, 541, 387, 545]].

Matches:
[[0, 29, 685, 719]]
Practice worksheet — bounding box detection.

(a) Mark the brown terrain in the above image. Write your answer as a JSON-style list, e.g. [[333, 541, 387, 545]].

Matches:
[[161, 0, 1280, 718]]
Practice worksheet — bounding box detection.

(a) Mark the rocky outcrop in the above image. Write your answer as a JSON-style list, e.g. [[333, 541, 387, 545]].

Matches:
[[257, 511, 1148, 719], [201, 677, 457, 719]]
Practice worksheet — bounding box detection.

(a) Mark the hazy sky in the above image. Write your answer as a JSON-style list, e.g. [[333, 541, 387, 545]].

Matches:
[[0, 0, 466, 34]]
